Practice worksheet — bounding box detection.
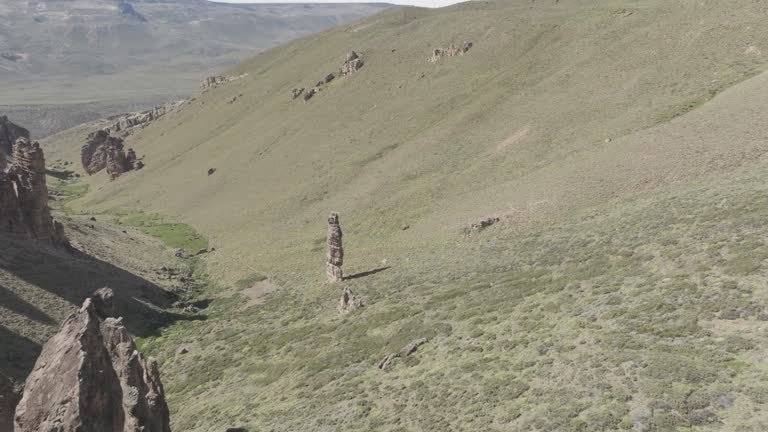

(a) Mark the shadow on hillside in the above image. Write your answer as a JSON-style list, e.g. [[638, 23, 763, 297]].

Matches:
[[0, 237, 204, 339], [344, 266, 391, 281], [0, 284, 56, 325], [45, 168, 76, 180], [0, 325, 41, 381]]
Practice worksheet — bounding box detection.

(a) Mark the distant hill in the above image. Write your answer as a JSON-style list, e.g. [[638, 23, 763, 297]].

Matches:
[[0, 0, 392, 136]]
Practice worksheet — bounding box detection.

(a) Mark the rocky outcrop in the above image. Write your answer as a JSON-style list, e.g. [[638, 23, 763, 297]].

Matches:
[[470, 216, 500, 232], [337, 287, 363, 314], [377, 338, 429, 370], [326, 212, 344, 282], [341, 51, 364, 76], [105, 101, 185, 138], [14, 289, 171, 432], [291, 88, 305, 100], [0, 134, 67, 244], [428, 41, 473, 62], [82, 130, 142, 179], [201, 75, 227, 91], [0, 373, 18, 432], [200, 73, 248, 91]]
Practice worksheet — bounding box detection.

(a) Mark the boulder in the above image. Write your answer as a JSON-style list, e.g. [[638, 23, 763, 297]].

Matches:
[[341, 51, 364, 76], [14, 290, 171, 432], [337, 287, 363, 314]]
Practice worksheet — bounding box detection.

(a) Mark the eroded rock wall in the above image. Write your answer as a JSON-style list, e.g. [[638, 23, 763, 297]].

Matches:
[[0, 128, 66, 243]]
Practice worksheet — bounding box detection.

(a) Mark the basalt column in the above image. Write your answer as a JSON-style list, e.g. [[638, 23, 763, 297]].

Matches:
[[326, 212, 344, 282]]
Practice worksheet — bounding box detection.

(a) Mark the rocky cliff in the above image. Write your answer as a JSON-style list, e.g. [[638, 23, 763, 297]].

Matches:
[[14, 289, 171, 432], [0, 118, 66, 243]]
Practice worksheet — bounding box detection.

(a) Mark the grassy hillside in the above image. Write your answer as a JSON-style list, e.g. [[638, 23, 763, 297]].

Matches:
[[28, 0, 768, 430]]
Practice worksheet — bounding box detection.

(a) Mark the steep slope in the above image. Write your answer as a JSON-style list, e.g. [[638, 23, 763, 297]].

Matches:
[[0, 0, 392, 136], [32, 0, 768, 430], [62, 0, 768, 283]]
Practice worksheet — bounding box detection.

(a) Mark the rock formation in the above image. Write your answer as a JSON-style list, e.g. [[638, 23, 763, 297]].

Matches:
[[201, 75, 228, 90], [326, 212, 344, 282], [82, 130, 142, 179], [291, 88, 305, 100], [105, 101, 185, 138], [0, 373, 18, 432], [470, 216, 500, 232], [428, 41, 473, 62], [337, 287, 363, 314], [200, 73, 248, 91], [0, 133, 67, 244], [341, 51, 364, 76], [303, 88, 317, 102], [0, 115, 30, 159], [14, 289, 171, 432], [377, 338, 429, 370]]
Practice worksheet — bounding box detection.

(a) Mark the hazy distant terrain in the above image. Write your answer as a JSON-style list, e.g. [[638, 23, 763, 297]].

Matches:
[[0, 0, 391, 136]]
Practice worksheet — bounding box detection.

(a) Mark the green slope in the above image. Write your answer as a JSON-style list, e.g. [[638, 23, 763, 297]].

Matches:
[[33, 0, 768, 430]]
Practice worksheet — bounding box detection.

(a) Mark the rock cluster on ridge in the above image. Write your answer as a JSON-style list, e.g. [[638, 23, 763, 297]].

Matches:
[[14, 289, 171, 432]]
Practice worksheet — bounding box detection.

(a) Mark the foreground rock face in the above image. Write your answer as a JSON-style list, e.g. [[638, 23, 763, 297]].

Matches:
[[82, 130, 142, 179], [0, 373, 18, 432], [14, 289, 171, 432], [428, 41, 473, 62], [0, 127, 66, 243], [326, 212, 344, 282]]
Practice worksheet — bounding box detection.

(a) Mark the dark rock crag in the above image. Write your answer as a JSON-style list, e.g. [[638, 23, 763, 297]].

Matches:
[[0, 121, 67, 244], [82, 130, 142, 180], [14, 289, 171, 432], [326, 212, 344, 282]]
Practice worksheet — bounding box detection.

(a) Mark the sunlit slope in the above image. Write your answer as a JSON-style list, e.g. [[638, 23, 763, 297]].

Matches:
[[70, 0, 768, 281]]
